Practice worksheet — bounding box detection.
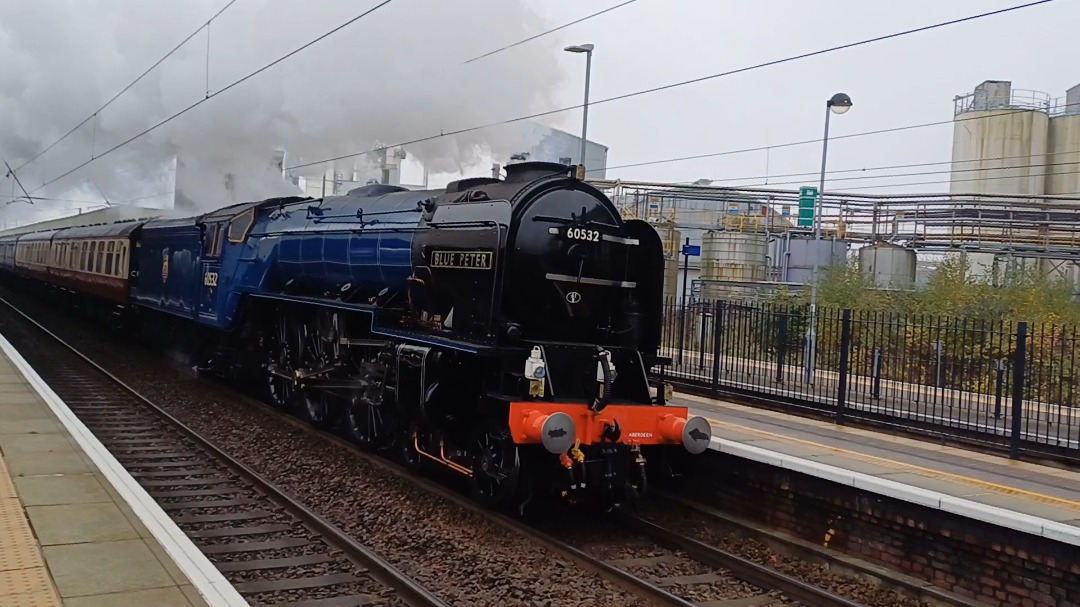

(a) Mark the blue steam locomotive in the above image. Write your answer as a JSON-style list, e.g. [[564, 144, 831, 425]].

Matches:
[[0, 161, 711, 512]]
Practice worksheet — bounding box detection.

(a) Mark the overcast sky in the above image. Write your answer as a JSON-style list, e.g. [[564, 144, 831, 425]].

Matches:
[[524, 0, 1076, 191], [1, 0, 1076, 224]]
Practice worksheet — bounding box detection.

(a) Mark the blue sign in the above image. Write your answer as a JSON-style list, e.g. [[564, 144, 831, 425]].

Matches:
[[682, 244, 701, 257]]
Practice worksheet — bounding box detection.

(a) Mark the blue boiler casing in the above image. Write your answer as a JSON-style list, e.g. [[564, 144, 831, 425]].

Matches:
[[192, 188, 432, 329], [261, 189, 423, 298]]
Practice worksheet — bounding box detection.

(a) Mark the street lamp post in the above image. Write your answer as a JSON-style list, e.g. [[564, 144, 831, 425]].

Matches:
[[804, 92, 852, 385], [564, 44, 594, 174]]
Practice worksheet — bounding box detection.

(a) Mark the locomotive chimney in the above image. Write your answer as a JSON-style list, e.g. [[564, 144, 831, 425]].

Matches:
[[502, 161, 571, 183]]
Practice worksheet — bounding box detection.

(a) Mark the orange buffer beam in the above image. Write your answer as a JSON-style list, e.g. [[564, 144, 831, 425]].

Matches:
[[509, 402, 712, 454]]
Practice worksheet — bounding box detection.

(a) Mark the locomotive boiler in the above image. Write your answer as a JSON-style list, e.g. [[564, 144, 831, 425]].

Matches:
[[6, 161, 712, 512]]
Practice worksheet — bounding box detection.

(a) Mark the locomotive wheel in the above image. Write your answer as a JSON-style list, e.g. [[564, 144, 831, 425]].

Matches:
[[300, 391, 333, 430], [345, 398, 392, 451], [266, 315, 301, 411], [470, 422, 521, 509]]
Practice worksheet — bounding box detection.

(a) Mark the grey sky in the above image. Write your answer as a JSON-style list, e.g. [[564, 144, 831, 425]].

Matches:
[[0, 0, 1075, 225], [530, 0, 1075, 190]]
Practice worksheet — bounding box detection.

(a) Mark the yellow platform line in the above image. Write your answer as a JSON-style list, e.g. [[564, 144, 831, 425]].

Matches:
[[0, 454, 62, 607], [704, 416, 1080, 511]]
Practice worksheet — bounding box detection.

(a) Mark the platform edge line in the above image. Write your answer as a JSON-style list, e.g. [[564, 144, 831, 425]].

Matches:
[[710, 435, 1080, 547], [0, 330, 249, 607]]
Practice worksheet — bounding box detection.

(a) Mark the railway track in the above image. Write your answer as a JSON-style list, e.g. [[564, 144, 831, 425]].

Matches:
[[0, 298, 447, 607], [0, 291, 889, 607], [526, 512, 869, 607]]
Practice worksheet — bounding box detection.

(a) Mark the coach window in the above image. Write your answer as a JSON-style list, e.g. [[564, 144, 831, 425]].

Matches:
[[89, 242, 98, 272], [120, 243, 128, 273], [105, 242, 115, 275]]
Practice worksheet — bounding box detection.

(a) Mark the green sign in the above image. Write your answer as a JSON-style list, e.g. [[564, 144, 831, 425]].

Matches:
[[797, 186, 818, 227]]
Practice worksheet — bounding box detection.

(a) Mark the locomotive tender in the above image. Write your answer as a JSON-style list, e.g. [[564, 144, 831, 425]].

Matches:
[[0, 161, 711, 511]]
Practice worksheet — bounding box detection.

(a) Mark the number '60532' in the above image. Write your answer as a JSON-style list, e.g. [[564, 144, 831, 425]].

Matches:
[[566, 228, 600, 242]]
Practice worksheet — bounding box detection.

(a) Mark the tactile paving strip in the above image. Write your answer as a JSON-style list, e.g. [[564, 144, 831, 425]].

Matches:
[[0, 498, 45, 572], [0, 568, 60, 607], [0, 456, 61, 607]]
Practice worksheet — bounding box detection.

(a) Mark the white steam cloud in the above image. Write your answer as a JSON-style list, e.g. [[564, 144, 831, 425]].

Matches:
[[0, 0, 570, 225]]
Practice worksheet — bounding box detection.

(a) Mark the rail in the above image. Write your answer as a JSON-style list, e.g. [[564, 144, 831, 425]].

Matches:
[[615, 514, 869, 607], [0, 295, 449, 607]]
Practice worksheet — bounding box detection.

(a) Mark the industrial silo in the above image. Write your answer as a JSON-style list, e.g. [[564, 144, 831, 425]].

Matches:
[[950, 80, 1050, 196], [772, 232, 848, 285], [1046, 83, 1080, 195], [653, 222, 681, 303], [859, 242, 916, 290], [699, 230, 767, 300]]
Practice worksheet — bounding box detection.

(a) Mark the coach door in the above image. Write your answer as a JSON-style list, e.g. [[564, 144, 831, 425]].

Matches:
[[198, 221, 225, 322]]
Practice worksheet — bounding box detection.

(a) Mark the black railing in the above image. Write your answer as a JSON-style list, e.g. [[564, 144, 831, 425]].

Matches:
[[657, 298, 1080, 463]]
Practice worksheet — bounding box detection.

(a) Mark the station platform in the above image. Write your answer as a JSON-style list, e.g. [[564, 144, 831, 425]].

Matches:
[[0, 336, 244, 606], [678, 391, 1080, 546]]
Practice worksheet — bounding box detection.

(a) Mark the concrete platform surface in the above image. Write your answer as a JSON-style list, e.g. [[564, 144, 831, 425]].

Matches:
[[679, 391, 1080, 546], [0, 332, 246, 607]]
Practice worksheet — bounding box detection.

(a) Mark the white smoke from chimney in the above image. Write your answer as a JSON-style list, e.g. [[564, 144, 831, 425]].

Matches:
[[0, 0, 570, 220]]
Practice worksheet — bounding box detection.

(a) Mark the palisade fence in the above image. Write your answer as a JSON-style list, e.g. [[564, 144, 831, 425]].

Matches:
[[657, 298, 1080, 462]]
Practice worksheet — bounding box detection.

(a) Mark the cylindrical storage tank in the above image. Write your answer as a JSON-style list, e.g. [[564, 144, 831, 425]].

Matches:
[[946, 251, 997, 282], [774, 234, 848, 284], [656, 223, 681, 303], [654, 222, 681, 259], [663, 256, 679, 303], [950, 81, 1049, 196], [699, 231, 767, 301], [950, 108, 1049, 196], [1046, 113, 1080, 195], [859, 242, 916, 289], [700, 231, 767, 283]]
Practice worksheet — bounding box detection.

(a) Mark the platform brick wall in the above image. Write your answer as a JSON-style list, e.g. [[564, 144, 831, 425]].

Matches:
[[694, 453, 1080, 607]]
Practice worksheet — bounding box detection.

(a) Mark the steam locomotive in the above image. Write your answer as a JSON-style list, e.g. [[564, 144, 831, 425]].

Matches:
[[0, 161, 711, 512]]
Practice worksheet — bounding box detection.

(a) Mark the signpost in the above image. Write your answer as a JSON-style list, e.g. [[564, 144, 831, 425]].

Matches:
[[678, 238, 701, 367], [797, 185, 818, 228]]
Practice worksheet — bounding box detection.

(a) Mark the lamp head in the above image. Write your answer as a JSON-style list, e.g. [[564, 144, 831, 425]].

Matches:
[[564, 44, 595, 53], [828, 92, 853, 115]]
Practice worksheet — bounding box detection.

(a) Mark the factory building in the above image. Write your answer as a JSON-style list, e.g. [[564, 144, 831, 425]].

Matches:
[[498, 122, 609, 179]]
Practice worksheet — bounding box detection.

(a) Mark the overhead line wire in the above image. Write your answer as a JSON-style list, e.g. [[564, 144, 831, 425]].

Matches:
[[462, 0, 640, 64], [10, 0, 241, 174], [593, 101, 1080, 176], [4, 0, 395, 205], [286, 0, 1055, 172]]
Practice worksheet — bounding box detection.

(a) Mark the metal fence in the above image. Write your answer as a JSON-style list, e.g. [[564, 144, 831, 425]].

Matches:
[[658, 298, 1080, 462]]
